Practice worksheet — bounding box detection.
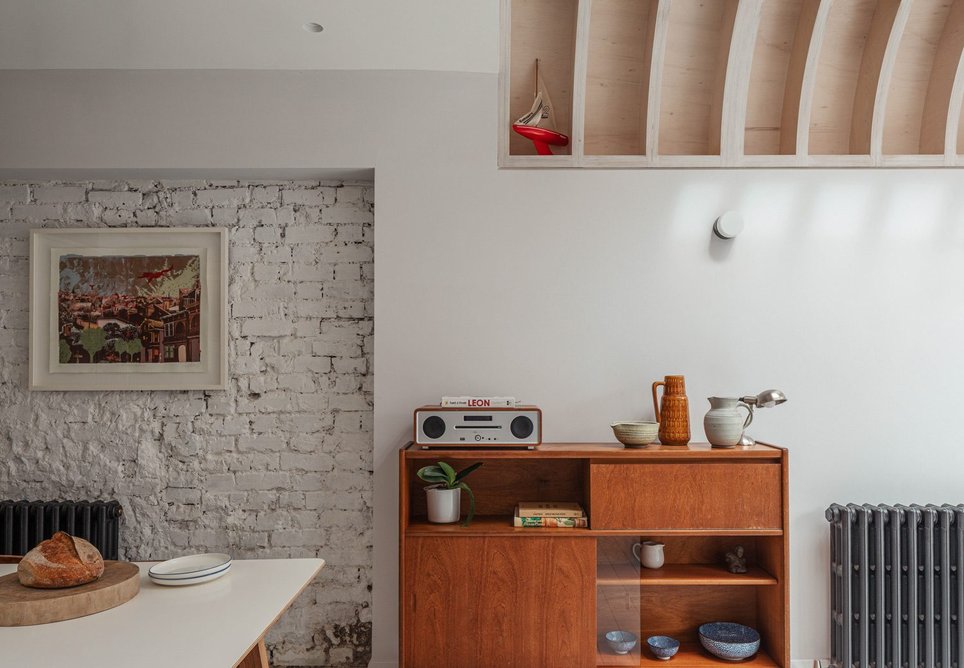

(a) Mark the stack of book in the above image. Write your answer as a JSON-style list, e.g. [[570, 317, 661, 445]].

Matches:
[[513, 502, 587, 528]]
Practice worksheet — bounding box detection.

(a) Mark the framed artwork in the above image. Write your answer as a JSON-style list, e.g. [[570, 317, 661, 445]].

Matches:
[[29, 228, 228, 391]]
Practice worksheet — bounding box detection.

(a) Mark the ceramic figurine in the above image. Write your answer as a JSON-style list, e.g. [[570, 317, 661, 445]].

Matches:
[[725, 545, 748, 574]]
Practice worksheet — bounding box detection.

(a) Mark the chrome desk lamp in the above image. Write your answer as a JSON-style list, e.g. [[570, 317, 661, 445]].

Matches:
[[739, 389, 787, 446]]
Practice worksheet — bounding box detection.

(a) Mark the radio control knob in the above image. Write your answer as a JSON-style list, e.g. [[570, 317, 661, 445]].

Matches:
[[510, 416, 534, 439], [423, 416, 446, 439]]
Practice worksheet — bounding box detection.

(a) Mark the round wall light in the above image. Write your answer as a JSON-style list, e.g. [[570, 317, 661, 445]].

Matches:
[[713, 211, 745, 239], [303, 22, 324, 33]]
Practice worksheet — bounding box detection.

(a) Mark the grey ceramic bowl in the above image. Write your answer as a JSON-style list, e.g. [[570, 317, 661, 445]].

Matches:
[[698, 622, 761, 661], [647, 635, 680, 660], [611, 421, 659, 447], [605, 630, 639, 655]]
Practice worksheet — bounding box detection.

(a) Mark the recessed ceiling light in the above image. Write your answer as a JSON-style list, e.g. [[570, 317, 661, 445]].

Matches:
[[303, 22, 324, 33]]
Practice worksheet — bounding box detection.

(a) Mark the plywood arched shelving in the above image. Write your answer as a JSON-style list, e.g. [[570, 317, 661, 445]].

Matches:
[[883, 0, 956, 156], [744, 0, 809, 157], [806, 0, 896, 158], [583, 0, 658, 156], [657, 0, 738, 158], [499, 0, 964, 167]]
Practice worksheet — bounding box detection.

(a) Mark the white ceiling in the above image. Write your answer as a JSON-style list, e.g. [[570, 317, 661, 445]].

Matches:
[[0, 0, 498, 72]]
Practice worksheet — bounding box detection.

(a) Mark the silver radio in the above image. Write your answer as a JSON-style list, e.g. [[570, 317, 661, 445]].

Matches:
[[413, 405, 542, 447]]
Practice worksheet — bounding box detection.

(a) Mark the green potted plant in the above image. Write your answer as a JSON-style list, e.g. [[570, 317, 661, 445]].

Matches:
[[417, 461, 482, 526]]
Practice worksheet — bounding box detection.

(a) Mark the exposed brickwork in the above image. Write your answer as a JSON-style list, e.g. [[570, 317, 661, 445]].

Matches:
[[0, 180, 374, 666]]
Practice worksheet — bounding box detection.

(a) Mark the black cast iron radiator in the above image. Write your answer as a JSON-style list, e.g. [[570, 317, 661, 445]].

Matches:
[[0, 500, 123, 560], [826, 504, 964, 668]]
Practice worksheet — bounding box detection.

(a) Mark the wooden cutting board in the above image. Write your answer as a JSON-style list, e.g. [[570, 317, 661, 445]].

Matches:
[[0, 561, 140, 626]]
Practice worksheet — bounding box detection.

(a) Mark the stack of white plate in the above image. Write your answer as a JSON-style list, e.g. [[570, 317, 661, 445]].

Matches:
[[148, 553, 232, 586]]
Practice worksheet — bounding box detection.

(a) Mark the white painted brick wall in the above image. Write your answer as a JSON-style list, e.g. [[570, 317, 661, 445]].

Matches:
[[0, 179, 374, 667]]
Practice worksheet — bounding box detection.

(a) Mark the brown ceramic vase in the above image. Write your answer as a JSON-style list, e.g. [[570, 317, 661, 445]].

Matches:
[[652, 375, 691, 445]]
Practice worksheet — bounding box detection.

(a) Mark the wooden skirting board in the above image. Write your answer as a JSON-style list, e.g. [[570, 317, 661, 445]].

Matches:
[[501, 0, 964, 168]]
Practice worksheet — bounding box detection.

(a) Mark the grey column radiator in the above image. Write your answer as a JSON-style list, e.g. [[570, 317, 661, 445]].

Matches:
[[826, 504, 964, 668], [0, 499, 123, 560]]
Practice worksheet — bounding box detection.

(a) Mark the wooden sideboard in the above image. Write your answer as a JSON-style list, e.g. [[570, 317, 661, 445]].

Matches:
[[399, 442, 789, 668]]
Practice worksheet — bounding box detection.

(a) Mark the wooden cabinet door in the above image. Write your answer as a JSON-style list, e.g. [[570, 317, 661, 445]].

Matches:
[[402, 536, 595, 668], [590, 462, 783, 530]]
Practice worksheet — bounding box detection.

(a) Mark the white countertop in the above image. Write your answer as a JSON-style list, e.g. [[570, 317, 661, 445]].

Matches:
[[0, 558, 324, 668]]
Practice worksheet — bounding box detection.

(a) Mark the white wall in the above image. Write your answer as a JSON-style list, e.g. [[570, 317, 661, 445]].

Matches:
[[0, 1, 498, 72], [3, 69, 964, 666]]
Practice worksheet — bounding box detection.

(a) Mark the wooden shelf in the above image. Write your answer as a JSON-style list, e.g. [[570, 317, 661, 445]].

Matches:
[[593, 528, 783, 536], [406, 517, 782, 538], [596, 642, 779, 667], [402, 441, 784, 460], [597, 562, 778, 587], [406, 516, 592, 536]]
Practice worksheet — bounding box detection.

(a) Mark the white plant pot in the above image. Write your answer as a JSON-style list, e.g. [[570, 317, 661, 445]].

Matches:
[[426, 487, 460, 524]]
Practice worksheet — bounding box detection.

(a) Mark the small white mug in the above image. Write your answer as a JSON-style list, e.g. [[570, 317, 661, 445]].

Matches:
[[632, 541, 665, 569]]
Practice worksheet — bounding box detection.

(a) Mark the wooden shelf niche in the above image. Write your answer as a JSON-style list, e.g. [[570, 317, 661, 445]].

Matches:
[[583, 0, 659, 156], [882, 0, 962, 157], [657, 0, 739, 158], [507, 0, 579, 157], [805, 0, 900, 158], [744, 0, 817, 157]]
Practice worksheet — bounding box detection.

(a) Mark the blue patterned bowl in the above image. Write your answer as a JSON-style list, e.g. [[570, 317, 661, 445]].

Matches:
[[698, 623, 761, 661], [605, 631, 638, 655], [647, 635, 680, 660]]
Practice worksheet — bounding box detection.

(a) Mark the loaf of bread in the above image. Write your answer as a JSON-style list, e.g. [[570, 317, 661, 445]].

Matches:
[[17, 531, 105, 589]]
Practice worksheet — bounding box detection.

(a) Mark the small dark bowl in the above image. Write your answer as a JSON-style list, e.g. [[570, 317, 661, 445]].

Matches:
[[698, 622, 761, 661], [647, 635, 680, 660]]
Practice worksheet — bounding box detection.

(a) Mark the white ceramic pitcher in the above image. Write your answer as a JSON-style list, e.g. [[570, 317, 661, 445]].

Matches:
[[703, 397, 752, 448], [632, 541, 665, 569]]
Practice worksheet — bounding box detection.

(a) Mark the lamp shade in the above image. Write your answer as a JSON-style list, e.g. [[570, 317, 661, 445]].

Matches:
[[755, 389, 787, 408]]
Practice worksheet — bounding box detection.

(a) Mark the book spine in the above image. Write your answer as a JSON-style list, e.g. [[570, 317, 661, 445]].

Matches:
[[513, 516, 588, 528], [517, 509, 586, 518], [440, 396, 517, 407]]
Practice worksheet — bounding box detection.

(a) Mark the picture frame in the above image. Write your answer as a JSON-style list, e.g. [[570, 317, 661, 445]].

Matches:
[[29, 228, 228, 391]]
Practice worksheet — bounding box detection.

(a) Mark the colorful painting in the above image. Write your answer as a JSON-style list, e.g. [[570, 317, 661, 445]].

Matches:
[[31, 229, 227, 391], [57, 254, 202, 365]]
